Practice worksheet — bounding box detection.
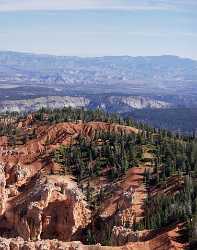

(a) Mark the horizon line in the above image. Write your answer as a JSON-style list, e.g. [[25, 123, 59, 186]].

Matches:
[[0, 50, 196, 61]]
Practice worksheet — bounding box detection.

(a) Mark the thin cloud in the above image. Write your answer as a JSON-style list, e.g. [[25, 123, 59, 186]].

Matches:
[[127, 31, 197, 38], [53, 30, 197, 38], [0, 32, 8, 37], [0, 0, 195, 12]]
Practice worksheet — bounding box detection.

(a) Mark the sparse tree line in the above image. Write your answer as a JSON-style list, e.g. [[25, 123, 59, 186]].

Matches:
[[135, 175, 196, 230], [54, 131, 142, 183]]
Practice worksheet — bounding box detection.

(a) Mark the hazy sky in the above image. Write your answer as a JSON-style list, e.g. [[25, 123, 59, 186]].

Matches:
[[0, 0, 196, 59]]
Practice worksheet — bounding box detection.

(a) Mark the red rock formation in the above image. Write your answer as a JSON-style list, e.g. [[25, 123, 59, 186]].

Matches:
[[0, 121, 186, 250], [0, 164, 7, 215], [3, 173, 90, 241], [0, 136, 8, 147]]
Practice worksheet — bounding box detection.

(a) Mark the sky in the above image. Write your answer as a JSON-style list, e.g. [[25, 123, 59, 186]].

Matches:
[[0, 0, 196, 59]]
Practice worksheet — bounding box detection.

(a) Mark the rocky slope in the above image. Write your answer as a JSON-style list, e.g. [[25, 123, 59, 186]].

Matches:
[[0, 96, 90, 113], [0, 119, 137, 243], [0, 113, 187, 249], [0, 95, 172, 113]]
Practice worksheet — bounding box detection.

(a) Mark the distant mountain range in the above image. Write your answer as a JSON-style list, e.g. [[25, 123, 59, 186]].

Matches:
[[0, 51, 197, 134], [0, 51, 197, 98]]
